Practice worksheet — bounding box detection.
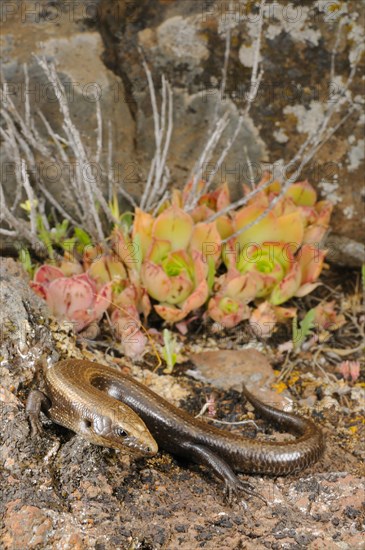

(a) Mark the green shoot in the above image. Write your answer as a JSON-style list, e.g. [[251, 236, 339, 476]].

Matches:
[[119, 211, 134, 233], [292, 308, 316, 350], [36, 215, 54, 260], [18, 247, 35, 277], [109, 192, 120, 221], [161, 328, 178, 374], [109, 192, 134, 231]]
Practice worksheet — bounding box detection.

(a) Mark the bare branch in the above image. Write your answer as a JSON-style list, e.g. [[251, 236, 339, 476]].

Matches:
[[95, 98, 103, 165], [244, 0, 265, 116], [139, 53, 174, 211], [20, 160, 37, 236], [185, 112, 230, 210]]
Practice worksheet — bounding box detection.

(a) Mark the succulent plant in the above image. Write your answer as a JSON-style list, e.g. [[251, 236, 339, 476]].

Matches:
[[28, 174, 335, 347], [31, 265, 111, 332]]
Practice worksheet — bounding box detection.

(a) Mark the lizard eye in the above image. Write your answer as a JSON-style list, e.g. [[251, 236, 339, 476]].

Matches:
[[116, 427, 128, 438]]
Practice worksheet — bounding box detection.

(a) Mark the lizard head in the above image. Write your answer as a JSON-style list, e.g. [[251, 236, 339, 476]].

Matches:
[[81, 403, 158, 457]]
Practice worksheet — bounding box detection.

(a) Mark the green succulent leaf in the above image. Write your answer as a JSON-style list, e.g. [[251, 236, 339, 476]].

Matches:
[[292, 308, 316, 350], [162, 328, 178, 374]]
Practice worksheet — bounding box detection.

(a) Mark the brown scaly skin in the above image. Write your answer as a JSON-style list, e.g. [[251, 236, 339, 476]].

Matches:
[[26, 359, 325, 501]]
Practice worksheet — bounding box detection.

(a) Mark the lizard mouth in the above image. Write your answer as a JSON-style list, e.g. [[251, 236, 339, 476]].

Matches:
[[123, 436, 157, 457]]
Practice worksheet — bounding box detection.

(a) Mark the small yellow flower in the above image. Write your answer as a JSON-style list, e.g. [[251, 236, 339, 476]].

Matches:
[[20, 199, 38, 212]]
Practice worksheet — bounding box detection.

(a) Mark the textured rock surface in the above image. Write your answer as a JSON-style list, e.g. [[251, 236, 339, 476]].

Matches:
[[98, 0, 365, 259], [0, 260, 364, 549], [1, 0, 136, 217], [0, 258, 50, 368], [1, 0, 364, 263]]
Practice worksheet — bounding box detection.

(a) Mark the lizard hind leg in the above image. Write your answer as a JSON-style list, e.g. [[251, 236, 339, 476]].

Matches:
[[181, 441, 267, 504]]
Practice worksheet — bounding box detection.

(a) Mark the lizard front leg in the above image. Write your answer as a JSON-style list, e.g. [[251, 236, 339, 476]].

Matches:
[[26, 390, 51, 437]]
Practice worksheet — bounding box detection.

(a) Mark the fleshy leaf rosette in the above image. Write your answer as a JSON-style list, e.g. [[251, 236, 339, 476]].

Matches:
[[111, 283, 150, 359], [172, 181, 233, 239], [87, 252, 151, 357], [208, 269, 257, 328], [241, 174, 333, 247], [210, 241, 326, 329], [31, 265, 111, 332], [135, 205, 217, 323], [141, 243, 209, 323]]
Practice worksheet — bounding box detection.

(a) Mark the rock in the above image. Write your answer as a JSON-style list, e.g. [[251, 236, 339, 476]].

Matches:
[[2, 501, 53, 549], [188, 348, 288, 407], [98, 0, 365, 261], [189, 349, 274, 389], [1, 2, 136, 235], [0, 258, 51, 379], [325, 234, 365, 268]]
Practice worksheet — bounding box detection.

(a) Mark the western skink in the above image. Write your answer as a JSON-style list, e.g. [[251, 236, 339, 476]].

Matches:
[[26, 359, 325, 500]]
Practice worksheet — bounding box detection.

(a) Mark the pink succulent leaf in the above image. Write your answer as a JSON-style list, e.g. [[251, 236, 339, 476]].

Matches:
[[46, 277, 92, 319], [88, 255, 127, 289], [191, 249, 209, 285], [141, 261, 172, 302], [313, 301, 346, 331], [338, 361, 360, 382], [175, 320, 189, 335], [112, 279, 151, 319], [113, 284, 138, 308], [153, 303, 189, 323], [152, 206, 194, 251], [301, 197, 332, 245], [111, 309, 147, 359], [234, 205, 305, 250], [269, 262, 301, 305], [190, 222, 222, 265], [132, 208, 154, 259], [303, 225, 328, 245], [166, 272, 194, 305], [249, 301, 278, 339], [59, 259, 84, 277], [298, 244, 326, 283], [93, 282, 113, 317], [294, 282, 322, 298], [285, 180, 317, 206], [154, 278, 209, 323], [71, 310, 101, 332], [75, 272, 98, 294], [30, 282, 47, 300], [224, 272, 258, 303], [208, 295, 249, 328], [182, 277, 209, 312], [140, 291, 152, 319], [33, 265, 64, 287], [273, 305, 297, 321], [190, 204, 215, 223], [215, 182, 231, 210], [299, 205, 317, 225]]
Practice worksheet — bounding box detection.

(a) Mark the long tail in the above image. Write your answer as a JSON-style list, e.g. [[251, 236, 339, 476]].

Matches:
[[242, 384, 312, 435]]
